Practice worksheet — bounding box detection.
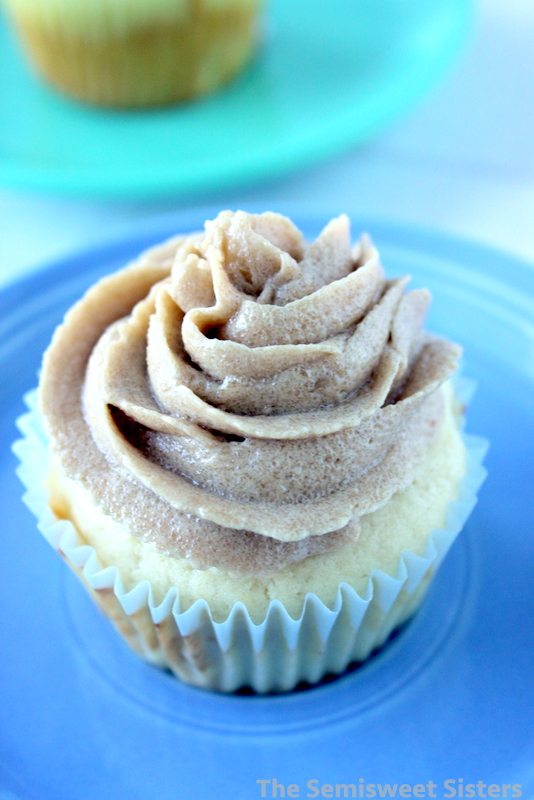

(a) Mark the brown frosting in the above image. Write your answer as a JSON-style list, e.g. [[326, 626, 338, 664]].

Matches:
[[39, 211, 461, 575]]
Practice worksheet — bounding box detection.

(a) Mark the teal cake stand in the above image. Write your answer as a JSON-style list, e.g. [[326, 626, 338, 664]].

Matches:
[[0, 0, 471, 199]]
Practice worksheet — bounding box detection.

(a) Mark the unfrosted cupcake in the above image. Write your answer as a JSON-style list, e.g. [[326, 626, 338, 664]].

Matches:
[[1, 0, 262, 107], [15, 211, 487, 693]]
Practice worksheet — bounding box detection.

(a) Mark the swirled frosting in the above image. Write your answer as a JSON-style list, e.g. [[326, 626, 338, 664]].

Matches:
[[40, 211, 461, 575]]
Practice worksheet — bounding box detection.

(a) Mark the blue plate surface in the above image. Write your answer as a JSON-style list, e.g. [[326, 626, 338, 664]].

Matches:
[[1, 209, 534, 799], [0, 0, 470, 199]]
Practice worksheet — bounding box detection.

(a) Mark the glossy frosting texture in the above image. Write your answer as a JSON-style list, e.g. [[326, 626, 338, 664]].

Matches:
[[40, 212, 461, 574]]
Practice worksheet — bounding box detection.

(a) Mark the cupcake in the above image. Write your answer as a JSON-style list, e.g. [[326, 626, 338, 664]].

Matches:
[[1, 0, 262, 107], [15, 211, 487, 693]]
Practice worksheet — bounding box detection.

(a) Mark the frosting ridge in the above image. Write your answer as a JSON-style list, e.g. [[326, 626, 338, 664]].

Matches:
[[40, 211, 461, 574]]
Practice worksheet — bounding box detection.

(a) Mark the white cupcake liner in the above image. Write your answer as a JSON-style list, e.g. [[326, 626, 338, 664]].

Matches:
[[13, 389, 488, 694]]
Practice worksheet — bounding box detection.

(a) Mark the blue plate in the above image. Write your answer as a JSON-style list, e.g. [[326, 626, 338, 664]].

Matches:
[[0, 0, 471, 199], [1, 209, 534, 800]]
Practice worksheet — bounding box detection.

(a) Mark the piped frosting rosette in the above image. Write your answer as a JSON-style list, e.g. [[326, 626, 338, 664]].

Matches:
[[40, 211, 461, 576]]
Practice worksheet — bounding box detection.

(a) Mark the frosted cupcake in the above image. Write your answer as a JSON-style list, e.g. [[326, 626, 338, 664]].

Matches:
[[1, 0, 262, 107], [16, 211, 487, 692]]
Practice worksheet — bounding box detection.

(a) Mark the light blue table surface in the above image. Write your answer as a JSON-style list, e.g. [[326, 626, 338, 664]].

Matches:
[[0, 0, 532, 282]]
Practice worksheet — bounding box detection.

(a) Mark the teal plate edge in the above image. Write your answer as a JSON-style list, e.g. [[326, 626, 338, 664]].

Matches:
[[0, 0, 472, 199]]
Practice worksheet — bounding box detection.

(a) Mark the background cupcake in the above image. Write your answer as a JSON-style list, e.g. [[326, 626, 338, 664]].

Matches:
[[16, 211, 487, 693], [1, 0, 263, 107]]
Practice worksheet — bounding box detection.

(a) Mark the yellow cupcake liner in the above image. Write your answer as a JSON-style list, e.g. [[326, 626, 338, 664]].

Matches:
[[3, 0, 262, 107]]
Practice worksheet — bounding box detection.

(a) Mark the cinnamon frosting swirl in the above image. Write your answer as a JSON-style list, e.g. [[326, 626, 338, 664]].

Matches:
[[40, 211, 461, 575]]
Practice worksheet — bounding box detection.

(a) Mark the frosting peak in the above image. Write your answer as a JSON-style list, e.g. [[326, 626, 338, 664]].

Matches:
[[40, 211, 461, 574]]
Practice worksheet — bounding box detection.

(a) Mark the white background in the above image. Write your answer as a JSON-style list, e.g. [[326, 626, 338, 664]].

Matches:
[[0, 0, 532, 286]]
